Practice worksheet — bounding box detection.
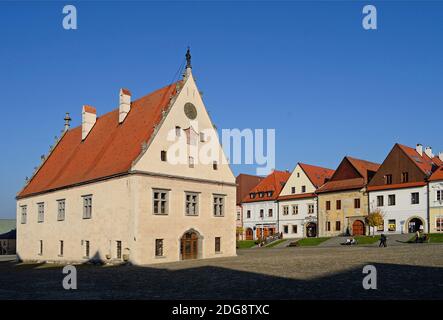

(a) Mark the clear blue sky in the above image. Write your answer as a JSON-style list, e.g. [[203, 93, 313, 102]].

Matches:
[[1, 1, 442, 218]]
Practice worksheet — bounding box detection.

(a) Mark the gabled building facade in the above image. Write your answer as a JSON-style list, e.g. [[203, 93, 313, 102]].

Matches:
[[367, 144, 441, 234], [277, 163, 334, 238], [235, 174, 264, 240], [429, 165, 443, 233], [317, 157, 380, 237], [241, 170, 290, 240], [16, 52, 237, 265]]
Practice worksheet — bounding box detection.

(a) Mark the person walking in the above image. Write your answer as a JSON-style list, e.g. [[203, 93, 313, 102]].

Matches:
[[415, 230, 420, 243], [379, 233, 387, 247]]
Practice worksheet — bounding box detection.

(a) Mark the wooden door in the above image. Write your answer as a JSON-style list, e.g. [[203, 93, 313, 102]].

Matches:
[[246, 228, 253, 240], [352, 220, 365, 236], [181, 232, 198, 260]]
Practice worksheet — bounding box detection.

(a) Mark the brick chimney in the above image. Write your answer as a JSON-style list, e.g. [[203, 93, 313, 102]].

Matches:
[[416, 144, 423, 156], [425, 146, 434, 158], [82, 105, 96, 140], [119, 88, 131, 124]]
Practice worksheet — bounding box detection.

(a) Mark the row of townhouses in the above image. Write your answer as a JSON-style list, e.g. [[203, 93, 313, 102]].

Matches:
[[239, 144, 443, 240]]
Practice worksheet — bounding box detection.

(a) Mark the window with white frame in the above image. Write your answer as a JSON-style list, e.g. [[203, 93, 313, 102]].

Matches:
[[292, 205, 298, 215], [437, 190, 442, 201], [291, 187, 296, 194], [259, 209, 264, 218], [116, 241, 122, 259], [388, 194, 396, 206], [153, 189, 169, 215], [436, 217, 443, 232], [82, 195, 92, 219], [308, 204, 314, 214], [20, 205, 27, 224], [283, 206, 289, 215], [57, 199, 66, 221], [268, 209, 273, 217], [377, 195, 384, 207], [185, 192, 199, 216], [200, 132, 205, 142], [155, 239, 164, 257], [84, 240, 90, 258], [292, 225, 298, 233], [37, 203, 44, 223], [411, 192, 419, 205], [213, 195, 225, 216]]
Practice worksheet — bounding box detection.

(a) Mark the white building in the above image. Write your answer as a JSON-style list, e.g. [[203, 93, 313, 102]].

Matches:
[[278, 163, 334, 238], [16, 50, 237, 265], [429, 165, 443, 233], [241, 170, 290, 240], [368, 143, 441, 234]]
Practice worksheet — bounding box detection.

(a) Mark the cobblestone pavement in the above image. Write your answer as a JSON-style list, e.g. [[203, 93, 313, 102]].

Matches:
[[0, 244, 442, 299]]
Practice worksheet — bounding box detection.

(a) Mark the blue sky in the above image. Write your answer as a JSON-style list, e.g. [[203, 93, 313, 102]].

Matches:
[[1, 1, 442, 218]]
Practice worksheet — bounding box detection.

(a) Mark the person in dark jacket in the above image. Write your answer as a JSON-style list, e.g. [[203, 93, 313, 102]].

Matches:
[[379, 234, 387, 247]]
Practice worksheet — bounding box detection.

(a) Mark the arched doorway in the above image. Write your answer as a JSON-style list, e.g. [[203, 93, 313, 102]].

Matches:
[[180, 231, 199, 260], [352, 220, 365, 236], [245, 228, 253, 240], [306, 223, 317, 237], [408, 218, 423, 233]]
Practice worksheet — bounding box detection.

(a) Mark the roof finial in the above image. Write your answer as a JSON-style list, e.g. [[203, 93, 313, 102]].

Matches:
[[64, 112, 72, 132], [185, 47, 192, 69]]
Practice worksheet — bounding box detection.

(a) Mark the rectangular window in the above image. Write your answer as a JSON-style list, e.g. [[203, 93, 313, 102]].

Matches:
[[411, 192, 419, 205], [437, 190, 442, 201], [116, 241, 122, 259], [161, 150, 167, 162], [336, 200, 341, 210], [185, 192, 199, 216], [247, 210, 251, 219], [155, 239, 163, 257], [292, 205, 298, 215], [37, 203, 44, 223], [377, 195, 384, 207], [38, 240, 43, 255], [292, 225, 298, 234], [436, 217, 443, 232], [259, 209, 264, 218], [20, 205, 27, 224], [388, 219, 396, 232], [326, 221, 331, 231], [335, 221, 341, 231], [301, 186, 306, 193], [153, 189, 169, 215], [213, 195, 225, 217], [213, 161, 218, 170], [200, 132, 205, 142], [237, 212, 241, 220], [215, 237, 221, 253], [354, 198, 361, 209], [326, 201, 331, 211], [283, 225, 288, 234], [59, 240, 64, 256], [305, 204, 313, 214], [283, 206, 289, 215], [268, 209, 273, 217], [291, 187, 296, 194], [57, 199, 66, 221], [175, 126, 181, 137], [388, 194, 396, 206], [402, 172, 409, 183], [82, 195, 92, 219], [84, 240, 90, 258], [385, 174, 393, 185], [189, 156, 194, 168]]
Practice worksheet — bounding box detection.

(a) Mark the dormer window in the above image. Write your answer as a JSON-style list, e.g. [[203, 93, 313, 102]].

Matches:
[[402, 172, 409, 183], [259, 192, 264, 198], [267, 191, 273, 197], [250, 193, 256, 199], [385, 174, 393, 185]]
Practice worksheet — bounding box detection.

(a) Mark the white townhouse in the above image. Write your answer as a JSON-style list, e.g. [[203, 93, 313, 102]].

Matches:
[[429, 165, 443, 233], [368, 143, 442, 234], [16, 50, 237, 265], [277, 163, 334, 238], [241, 170, 290, 240]]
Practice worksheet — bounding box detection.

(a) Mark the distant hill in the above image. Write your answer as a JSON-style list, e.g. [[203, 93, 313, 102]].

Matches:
[[0, 219, 16, 234]]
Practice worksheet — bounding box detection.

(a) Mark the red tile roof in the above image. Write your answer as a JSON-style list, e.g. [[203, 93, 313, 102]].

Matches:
[[432, 156, 443, 167], [241, 170, 290, 203], [429, 166, 443, 181], [316, 157, 380, 194], [17, 82, 179, 199], [236, 174, 264, 205], [397, 144, 438, 175], [367, 181, 427, 192], [299, 163, 335, 188]]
